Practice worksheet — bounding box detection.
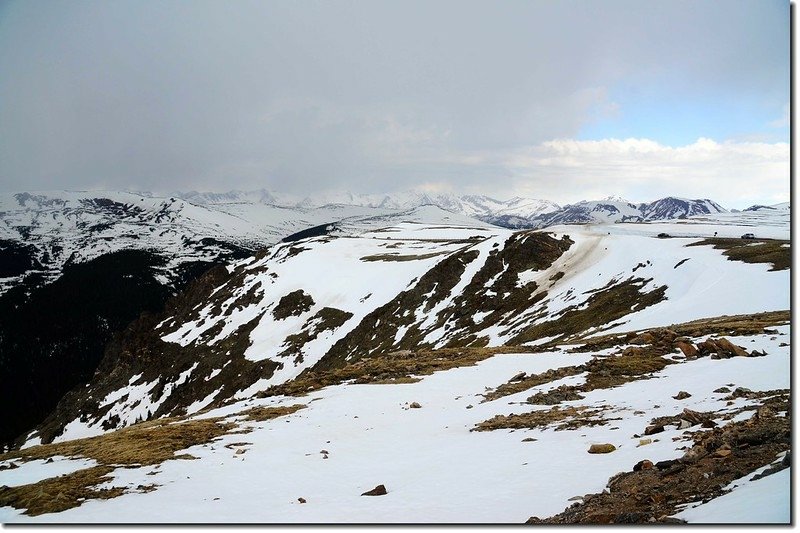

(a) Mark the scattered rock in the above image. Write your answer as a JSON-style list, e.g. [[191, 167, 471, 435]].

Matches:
[[698, 337, 750, 358], [521, 437, 538, 442], [510, 371, 527, 382], [44, 458, 54, 464], [466, 404, 473, 409], [681, 408, 711, 426], [588, 443, 616, 454], [320, 450, 329, 455], [637, 439, 652, 447], [713, 387, 730, 393], [527, 385, 584, 405], [672, 391, 691, 400], [659, 517, 688, 524], [674, 341, 698, 358], [629, 332, 656, 345], [644, 425, 664, 436], [361, 484, 388, 496], [298, 497, 306, 504], [655, 459, 679, 470], [235, 449, 246, 455], [680, 446, 708, 463], [409, 402, 422, 409], [729, 387, 754, 399], [779, 342, 789, 347]]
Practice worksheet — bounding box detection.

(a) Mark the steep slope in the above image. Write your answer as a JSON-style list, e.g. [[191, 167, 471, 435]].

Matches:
[[1, 311, 790, 523], [22, 214, 789, 448], [0, 191, 487, 449]]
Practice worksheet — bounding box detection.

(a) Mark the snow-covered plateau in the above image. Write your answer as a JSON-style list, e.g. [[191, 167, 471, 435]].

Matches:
[[0, 197, 790, 524]]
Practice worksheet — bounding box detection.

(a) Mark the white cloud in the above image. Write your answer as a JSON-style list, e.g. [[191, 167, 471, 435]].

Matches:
[[443, 137, 788, 208]]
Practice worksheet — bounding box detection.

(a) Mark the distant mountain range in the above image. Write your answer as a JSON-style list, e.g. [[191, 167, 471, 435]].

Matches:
[[174, 189, 746, 229], [175, 189, 562, 222]]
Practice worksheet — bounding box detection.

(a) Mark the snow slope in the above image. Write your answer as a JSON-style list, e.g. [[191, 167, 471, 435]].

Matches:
[[1, 325, 790, 523], [23, 212, 788, 446], [0, 209, 788, 523]]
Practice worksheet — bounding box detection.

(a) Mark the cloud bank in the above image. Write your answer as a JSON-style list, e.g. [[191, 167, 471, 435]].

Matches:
[[0, 0, 789, 208]]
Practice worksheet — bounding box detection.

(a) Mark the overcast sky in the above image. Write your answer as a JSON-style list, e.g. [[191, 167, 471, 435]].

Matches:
[[0, 0, 790, 208]]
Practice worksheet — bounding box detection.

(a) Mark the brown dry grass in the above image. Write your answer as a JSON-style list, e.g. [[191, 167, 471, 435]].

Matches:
[[582, 352, 672, 391], [259, 346, 539, 398], [483, 347, 672, 404], [576, 310, 789, 352], [2, 416, 233, 467], [482, 366, 584, 402], [0, 404, 304, 516], [240, 404, 306, 422], [0, 466, 123, 516], [687, 238, 790, 271], [473, 405, 619, 432], [511, 277, 667, 345], [360, 252, 445, 262]]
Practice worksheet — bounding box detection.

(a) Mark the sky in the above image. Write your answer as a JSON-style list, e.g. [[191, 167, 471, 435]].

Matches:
[[0, 0, 790, 208]]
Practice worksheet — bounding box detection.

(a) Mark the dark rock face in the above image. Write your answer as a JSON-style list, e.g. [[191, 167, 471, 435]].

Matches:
[[272, 290, 316, 320], [361, 484, 388, 496], [0, 250, 205, 449]]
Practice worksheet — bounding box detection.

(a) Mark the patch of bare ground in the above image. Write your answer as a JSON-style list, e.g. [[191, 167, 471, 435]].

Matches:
[[687, 238, 790, 271], [482, 313, 784, 415], [277, 307, 353, 364], [0, 466, 123, 517], [483, 332, 676, 403], [0, 417, 230, 516], [272, 289, 315, 320], [0, 404, 304, 516], [482, 366, 585, 402], [240, 404, 306, 422], [526, 393, 790, 524], [527, 385, 585, 405], [473, 405, 620, 432], [510, 277, 667, 345], [2, 416, 233, 467], [360, 252, 445, 262], [574, 310, 789, 353], [258, 346, 539, 398]]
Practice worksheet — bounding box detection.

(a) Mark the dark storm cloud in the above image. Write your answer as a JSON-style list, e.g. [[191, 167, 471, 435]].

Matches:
[[0, 0, 789, 199]]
